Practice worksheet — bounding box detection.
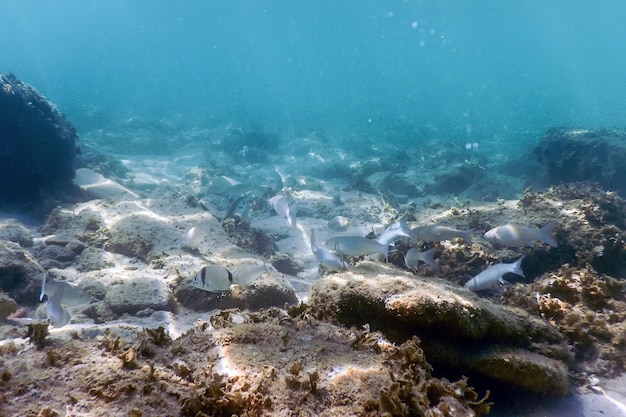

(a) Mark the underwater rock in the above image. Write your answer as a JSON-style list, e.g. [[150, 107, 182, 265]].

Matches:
[[0, 73, 79, 210], [105, 213, 178, 262], [174, 308, 491, 417], [309, 263, 572, 396], [0, 292, 17, 321], [0, 219, 34, 248], [365, 171, 423, 198], [75, 247, 116, 272], [533, 128, 626, 196], [425, 160, 487, 194], [468, 348, 569, 396], [104, 273, 176, 316], [0, 240, 45, 304]]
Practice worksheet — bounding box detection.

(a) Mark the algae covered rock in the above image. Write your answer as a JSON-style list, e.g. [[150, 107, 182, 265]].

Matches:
[[0, 240, 45, 304], [309, 263, 572, 396], [0, 73, 79, 210], [0, 292, 17, 321], [533, 128, 626, 195]]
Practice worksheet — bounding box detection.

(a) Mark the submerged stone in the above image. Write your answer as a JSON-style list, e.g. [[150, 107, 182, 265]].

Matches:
[[309, 263, 572, 396]]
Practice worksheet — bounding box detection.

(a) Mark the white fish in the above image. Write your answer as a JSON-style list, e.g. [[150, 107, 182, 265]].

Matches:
[[484, 221, 558, 248], [324, 236, 389, 261], [464, 256, 525, 292], [183, 225, 209, 249], [40, 275, 91, 306], [233, 263, 268, 287], [47, 284, 71, 328], [327, 216, 350, 232], [376, 216, 412, 246], [409, 223, 472, 244], [192, 265, 235, 292], [404, 247, 437, 271], [269, 195, 297, 229], [311, 229, 348, 271]]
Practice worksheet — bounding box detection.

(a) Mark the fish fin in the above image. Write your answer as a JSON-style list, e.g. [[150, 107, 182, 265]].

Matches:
[[40, 273, 47, 302], [462, 231, 473, 245], [540, 220, 558, 247], [422, 247, 438, 268], [514, 256, 526, 278]]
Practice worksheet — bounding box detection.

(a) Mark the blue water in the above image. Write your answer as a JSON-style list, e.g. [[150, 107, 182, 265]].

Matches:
[[1, 0, 625, 150]]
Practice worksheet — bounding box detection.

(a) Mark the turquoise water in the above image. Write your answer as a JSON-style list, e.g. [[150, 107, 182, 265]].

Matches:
[[1, 1, 625, 148]]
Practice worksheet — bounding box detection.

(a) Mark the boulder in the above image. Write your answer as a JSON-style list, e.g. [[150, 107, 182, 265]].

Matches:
[[0, 292, 17, 321], [104, 272, 176, 316], [0, 240, 45, 304], [0, 219, 34, 247], [0, 73, 79, 209], [533, 128, 626, 196], [309, 263, 572, 396]]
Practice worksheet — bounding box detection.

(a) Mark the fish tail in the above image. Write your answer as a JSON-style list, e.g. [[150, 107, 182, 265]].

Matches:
[[540, 220, 558, 247], [422, 247, 438, 268], [513, 256, 526, 277], [398, 215, 412, 238], [462, 231, 473, 245]]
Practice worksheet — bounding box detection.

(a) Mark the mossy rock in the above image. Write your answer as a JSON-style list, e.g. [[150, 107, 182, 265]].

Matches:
[[468, 348, 569, 396]]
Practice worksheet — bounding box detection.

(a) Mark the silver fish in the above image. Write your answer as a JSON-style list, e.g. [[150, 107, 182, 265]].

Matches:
[[47, 284, 71, 328], [40, 276, 91, 306], [233, 263, 268, 287], [409, 223, 472, 244], [269, 195, 297, 229], [484, 221, 558, 248], [404, 247, 437, 271], [192, 265, 235, 292], [324, 236, 389, 261], [224, 194, 251, 221], [464, 256, 525, 292], [311, 229, 348, 271], [327, 216, 350, 232], [376, 216, 412, 246], [184, 225, 210, 249]]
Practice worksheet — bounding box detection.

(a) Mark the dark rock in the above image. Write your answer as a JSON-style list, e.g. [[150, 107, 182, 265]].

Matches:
[[0, 241, 45, 304], [425, 160, 487, 195], [0, 73, 79, 210], [533, 128, 626, 196], [0, 292, 17, 321], [0, 219, 34, 247]]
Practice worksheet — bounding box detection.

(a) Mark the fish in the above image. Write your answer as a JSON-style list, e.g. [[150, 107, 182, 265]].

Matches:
[[40, 275, 91, 306], [323, 236, 389, 261], [191, 265, 235, 292], [484, 220, 558, 248], [311, 229, 348, 271], [184, 225, 209, 249], [327, 216, 350, 232], [233, 263, 268, 287], [269, 195, 297, 228], [224, 194, 251, 221], [464, 256, 525, 292], [404, 247, 437, 271], [46, 283, 71, 328], [376, 216, 412, 246], [409, 223, 472, 244]]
